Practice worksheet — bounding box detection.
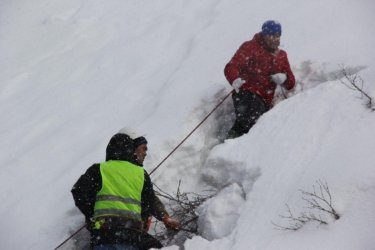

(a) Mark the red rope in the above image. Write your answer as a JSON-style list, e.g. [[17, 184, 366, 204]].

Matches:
[[54, 90, 233, 249]]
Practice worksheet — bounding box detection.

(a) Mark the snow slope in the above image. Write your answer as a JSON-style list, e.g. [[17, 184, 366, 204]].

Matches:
[[1, 0, 374, 249]]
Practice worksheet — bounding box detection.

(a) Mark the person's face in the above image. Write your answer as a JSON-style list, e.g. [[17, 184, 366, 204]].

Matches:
[[134, 144, 147, 165], [263, 34, 281, 51]]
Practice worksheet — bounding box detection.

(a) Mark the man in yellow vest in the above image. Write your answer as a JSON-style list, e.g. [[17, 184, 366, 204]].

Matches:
[[72, 132, 180, 249]]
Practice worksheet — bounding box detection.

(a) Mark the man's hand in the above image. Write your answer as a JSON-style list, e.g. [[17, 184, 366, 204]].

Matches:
[[232, 78, 246, 93], [271, 73, 287, 85], [162, 215, 181, 231]]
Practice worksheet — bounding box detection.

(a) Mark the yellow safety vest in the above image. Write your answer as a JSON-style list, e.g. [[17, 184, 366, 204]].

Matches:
[[93, 160, 145, 226]]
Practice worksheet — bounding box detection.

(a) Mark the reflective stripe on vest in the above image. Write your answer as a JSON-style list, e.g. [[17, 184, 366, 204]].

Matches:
[[93, 160, 145, 222]]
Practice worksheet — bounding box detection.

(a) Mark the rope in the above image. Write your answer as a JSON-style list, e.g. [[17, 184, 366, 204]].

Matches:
[[54, 224, 86, 250], [280, 85, 288, 99], [54, 90, 233, 249], [149, 90, 233, 175]]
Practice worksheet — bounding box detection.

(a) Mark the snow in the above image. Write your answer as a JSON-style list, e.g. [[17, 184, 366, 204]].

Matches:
[[1, 0, 375, 249], [197, 183, 246, 240]]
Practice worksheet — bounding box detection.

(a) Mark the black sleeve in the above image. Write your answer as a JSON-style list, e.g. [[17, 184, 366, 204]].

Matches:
[[141, 171, 168, 221], [71, 164, 102, 221]]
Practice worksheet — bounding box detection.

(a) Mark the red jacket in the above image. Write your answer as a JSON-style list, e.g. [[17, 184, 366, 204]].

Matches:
[[224, 33, 295, 106]]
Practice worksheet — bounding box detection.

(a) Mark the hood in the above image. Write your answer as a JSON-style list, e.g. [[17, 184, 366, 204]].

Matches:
[[105, 133, 137, 163]]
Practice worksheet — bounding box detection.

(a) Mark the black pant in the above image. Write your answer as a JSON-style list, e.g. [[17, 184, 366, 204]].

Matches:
[[91, 228, 162, 250], [228, 91, 268, 137]]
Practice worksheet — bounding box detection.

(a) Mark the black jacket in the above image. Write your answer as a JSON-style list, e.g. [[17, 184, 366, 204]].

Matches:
[[71, 133, 166, 248]]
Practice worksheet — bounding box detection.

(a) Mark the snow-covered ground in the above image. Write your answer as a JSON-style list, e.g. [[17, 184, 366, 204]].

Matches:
[[1, 0, 375, 249]]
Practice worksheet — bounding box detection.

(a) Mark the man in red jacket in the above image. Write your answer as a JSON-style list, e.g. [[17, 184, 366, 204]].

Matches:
[[224, 20, 295, 139]]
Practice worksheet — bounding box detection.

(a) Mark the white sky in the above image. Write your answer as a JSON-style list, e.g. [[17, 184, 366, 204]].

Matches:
[[1, 0, 375, 249]]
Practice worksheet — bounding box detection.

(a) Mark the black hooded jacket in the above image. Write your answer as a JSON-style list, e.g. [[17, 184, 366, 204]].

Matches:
[[71, 133, 166, 248]]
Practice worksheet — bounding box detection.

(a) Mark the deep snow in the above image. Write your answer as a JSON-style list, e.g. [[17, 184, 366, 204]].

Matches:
[[1, 0, 375, 249]]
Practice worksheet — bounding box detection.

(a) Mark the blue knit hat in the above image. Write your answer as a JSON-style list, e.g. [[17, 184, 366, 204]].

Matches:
[[261, 20, 282, 36]]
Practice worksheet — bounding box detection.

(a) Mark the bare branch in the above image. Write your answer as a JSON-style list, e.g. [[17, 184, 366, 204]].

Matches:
[[300, 180, 340, 220], [152, 180, 215, 246], [273, 180, 340, 231], [339, 66, 374, 111]]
